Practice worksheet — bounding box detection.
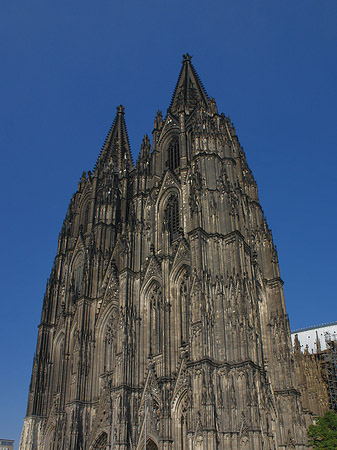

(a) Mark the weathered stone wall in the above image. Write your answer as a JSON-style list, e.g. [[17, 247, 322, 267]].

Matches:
[[20, 56, 309, 449]]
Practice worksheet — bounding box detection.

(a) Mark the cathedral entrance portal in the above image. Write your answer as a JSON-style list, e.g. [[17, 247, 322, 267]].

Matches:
[[144, 438, 158, 450]]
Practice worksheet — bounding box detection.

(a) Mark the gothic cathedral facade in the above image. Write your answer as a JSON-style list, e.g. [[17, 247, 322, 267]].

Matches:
[[20, 55, 308, 449]]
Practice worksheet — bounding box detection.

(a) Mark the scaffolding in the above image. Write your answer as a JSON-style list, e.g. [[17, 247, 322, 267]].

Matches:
[[322, 335, 337, 412]]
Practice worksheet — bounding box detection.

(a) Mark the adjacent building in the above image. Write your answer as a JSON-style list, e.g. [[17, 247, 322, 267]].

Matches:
[[0, 439, 14, 450], [291, 322, 337, 354], [292, 323, 337, 417]]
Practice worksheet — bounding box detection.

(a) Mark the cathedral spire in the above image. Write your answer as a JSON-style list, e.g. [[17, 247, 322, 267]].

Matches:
[[169, 53, 209, 115], [20, 58, 310, 450], [95, 105, 133, 174]]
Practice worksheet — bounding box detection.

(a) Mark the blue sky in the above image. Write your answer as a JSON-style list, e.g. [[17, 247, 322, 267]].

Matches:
[[1, 0, 336, 447]]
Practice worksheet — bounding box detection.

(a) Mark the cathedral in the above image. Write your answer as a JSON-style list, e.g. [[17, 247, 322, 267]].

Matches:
[[20, 55, 309, 449]]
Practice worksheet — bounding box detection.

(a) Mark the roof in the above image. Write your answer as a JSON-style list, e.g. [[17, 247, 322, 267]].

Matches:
[[291, 321, 337, 334]]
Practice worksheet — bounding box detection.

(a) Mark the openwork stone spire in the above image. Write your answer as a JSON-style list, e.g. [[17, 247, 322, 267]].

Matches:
[[169, 53, 209, 115], [20, 56, 311, 450], [95, 104, 133, 173]]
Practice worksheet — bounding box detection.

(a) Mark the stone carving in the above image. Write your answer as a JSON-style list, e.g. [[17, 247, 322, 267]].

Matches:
[[20, 56, 310, 450]]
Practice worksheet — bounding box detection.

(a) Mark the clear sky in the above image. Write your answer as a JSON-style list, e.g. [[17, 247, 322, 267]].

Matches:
[[1, 0, 336, 447]]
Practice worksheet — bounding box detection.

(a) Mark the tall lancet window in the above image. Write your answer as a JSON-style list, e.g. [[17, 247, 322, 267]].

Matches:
[[54, 334, 64, 394], [180, 414, 187, 450], [177, 394, 188, 450], [164, 194, 180, 243], [83, 202, 90, 230], [103, 315, 115, 373], [168, 137, 180, 171], [149, 283, 162, 355], [71, 252, 84, 300], [179, 274, 189, 345]]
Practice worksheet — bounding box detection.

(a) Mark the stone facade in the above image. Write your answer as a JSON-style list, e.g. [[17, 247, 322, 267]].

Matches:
[[20, 55, 308, 449]]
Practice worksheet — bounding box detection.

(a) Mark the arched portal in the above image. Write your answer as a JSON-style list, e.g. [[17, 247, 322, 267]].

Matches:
[[145, 438, 158, 450]]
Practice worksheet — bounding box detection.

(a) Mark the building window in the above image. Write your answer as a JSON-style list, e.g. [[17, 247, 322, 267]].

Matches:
[[73, 253, 84, 299], [103, 315, 115, 373], [149, 283, 162, 355], [164, 194, 180, 242], [180, 415, 186, 450], [168, 137, 180, 170], [180, 275, 188, 345], [83, 202, 90, 229]]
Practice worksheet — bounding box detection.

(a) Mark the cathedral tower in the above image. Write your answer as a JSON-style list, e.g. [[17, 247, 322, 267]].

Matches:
[[20, 55, 308, 449]]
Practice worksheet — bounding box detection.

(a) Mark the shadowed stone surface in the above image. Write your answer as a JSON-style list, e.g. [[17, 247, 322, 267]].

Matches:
[[20, 56, 309, 449]]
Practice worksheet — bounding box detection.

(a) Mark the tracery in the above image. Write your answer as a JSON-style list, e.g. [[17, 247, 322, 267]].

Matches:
[[164, 194, 180, 242]]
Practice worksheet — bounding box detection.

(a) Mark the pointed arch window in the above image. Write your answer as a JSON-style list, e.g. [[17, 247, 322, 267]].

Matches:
[[103, 314, 116, 373], [179, 274, 189, 345], [180, 414, 187, 450], [83, 202, 90, 229], [164, 194, 180, 243], [149, 283, 162, 356], [71, 252, 84, 300], [79, 199, 91, 232], [53, 334, 65, 394], [176, 392, 189, 450], [167, 137, 180, 171]]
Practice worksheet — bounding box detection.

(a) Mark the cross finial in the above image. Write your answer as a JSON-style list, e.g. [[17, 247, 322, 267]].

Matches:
[[117, 105, 125, 115], [182, 53, 192, 63]]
